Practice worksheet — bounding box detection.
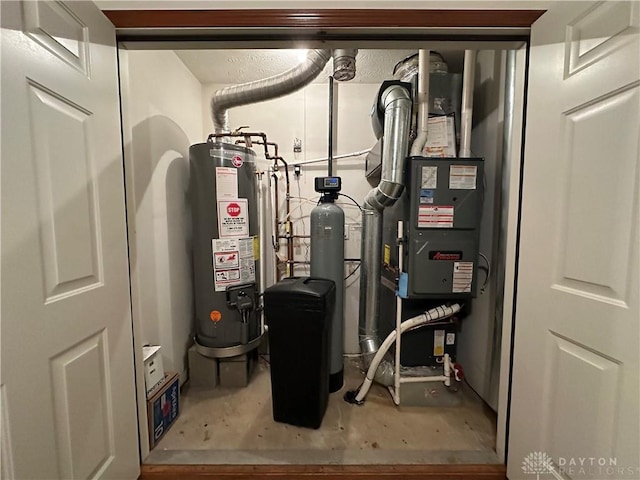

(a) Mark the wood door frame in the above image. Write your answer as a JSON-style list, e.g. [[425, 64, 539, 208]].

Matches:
[[107, 7, 541, 479], [104, 9, 544, 30], [139, 463, 507, 479]]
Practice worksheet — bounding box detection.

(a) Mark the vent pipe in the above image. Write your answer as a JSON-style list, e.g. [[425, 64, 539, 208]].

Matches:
[[210, 49, 332, 133], [359, 83, 412, 385], [409, 49, 431, 156], [460, 49, 477, 157]]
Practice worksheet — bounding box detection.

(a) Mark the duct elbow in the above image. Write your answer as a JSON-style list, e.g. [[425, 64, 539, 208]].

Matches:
[[373, 359, 396, 387]]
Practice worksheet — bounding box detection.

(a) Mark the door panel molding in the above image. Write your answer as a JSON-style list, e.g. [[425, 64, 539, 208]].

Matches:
[[23, 0, 90, 76]]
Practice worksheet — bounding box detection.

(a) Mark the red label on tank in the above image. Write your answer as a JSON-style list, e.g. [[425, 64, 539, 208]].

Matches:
[[232, 155, 243, 168], [226, 202, 241, 217]]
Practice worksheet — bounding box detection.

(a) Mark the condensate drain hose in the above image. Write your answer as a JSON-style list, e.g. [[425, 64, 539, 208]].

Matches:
[[345, 303, 461, 405]]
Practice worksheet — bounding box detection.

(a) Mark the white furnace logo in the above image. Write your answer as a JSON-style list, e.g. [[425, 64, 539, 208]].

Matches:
[[522, 451, 553, 478]]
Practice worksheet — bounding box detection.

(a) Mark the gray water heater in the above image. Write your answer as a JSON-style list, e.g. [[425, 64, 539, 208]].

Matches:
[[310, 177, 345, 392], [190, 141, 262, 357]]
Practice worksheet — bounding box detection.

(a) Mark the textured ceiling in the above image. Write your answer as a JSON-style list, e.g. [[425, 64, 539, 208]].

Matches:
[[174, 49, 423, 84]]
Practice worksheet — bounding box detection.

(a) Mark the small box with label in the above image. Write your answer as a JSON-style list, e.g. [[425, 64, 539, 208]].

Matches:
[[147, 371, 180, 449], [143, 345, 165, 395]]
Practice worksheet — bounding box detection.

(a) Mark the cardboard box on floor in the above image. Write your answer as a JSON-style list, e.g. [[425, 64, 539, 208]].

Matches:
[[147, 371, 180, 449]]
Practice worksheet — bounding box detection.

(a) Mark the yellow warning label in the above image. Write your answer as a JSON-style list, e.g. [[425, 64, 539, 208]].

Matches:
[[383, 244, 391, 265], [434, 330, 445, 356], [253, 236, 260, 260]]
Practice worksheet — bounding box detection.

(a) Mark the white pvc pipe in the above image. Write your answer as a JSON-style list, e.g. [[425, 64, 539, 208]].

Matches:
[[460, 49, 477, 157], [398, 354, 451, 384], [354, 303, 461, 403], [393, 221, 404, 405], [409, 49, 430, 157], [256, 172, 266, 333], [293, 149, 371, 166]]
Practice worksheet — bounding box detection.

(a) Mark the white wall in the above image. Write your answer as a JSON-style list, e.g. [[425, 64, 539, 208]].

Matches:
[[122, 50, 203, 384], [456, 50, 505, 410], [202, 81, 379, 353]]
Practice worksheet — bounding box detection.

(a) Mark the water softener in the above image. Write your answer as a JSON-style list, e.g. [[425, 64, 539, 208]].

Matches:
[[310, 177, 345, 392]]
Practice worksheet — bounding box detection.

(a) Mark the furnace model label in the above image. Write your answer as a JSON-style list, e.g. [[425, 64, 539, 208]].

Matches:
[[452, 261, 473, 293], [418, 205, 454, 228], [211, 237, 255, 292], [217, 199, 249, 237], [449, 165, 477, 190]]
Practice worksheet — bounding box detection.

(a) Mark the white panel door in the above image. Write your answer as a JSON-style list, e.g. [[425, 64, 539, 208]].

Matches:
[[1, 1, 139, 478], [508, 2, 639, 479]]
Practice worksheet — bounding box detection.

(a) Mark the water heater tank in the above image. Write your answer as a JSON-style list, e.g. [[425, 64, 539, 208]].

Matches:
[[190, 141, 262, 357]]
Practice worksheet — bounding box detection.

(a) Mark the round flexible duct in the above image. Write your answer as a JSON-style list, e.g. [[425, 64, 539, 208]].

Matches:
[[210, 49, 332, 133]]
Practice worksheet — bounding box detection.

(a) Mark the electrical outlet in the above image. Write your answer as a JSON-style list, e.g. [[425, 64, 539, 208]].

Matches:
[[344, 225, 349, 240]]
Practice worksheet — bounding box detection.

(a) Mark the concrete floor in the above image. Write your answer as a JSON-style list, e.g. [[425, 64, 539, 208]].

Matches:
[[146, 357, 499, 465]]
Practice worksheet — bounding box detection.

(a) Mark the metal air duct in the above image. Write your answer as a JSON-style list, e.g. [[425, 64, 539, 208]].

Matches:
[[359, 82, 412, 385], [210, 49, 332, 133]]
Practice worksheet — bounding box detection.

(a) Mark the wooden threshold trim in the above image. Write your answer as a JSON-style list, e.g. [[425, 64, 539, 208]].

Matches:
[[139, 463, 507, 480], [104, 9, 545, 30]]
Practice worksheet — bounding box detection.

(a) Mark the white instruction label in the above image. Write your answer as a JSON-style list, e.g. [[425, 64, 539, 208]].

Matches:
[[418, 205, 454, 228], [215, 167, 238, 199], [425, 116, 448, 147], [423, 116, 457, 157], [434, 330, 445, 356], [446, 333, 456, 345], [217, 199, 249, 238], [449, 165, 477, 190], [452, 261, 473, 293], [212, 237, 255, 292], [421, 166, 438, 189]]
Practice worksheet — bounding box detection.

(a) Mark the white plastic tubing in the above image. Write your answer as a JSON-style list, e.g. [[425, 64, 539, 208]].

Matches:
[[353, 303, 461, 404], [409, 49, 431, 156]]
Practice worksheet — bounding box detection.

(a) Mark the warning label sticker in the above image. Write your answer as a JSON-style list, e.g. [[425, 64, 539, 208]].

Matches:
[[418, 205, 454, 228], [449, 165, 477, 190], [421, 166, 438, 189], [211, 237, 255, 292], [434, 330, 445, 356], [215, 167, 238, 199], [217, 199, 249, 238], [214, 251, 239, 269], [452, 261, 473, 293]]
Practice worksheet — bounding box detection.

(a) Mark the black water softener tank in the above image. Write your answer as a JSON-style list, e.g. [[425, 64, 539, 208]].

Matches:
[[264, 277, 335, 429]]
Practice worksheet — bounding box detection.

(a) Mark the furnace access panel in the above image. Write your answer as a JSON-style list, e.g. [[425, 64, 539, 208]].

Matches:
[[383, 157, 484, 299]]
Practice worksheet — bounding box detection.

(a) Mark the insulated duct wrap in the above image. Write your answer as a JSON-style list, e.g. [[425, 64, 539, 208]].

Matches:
[[210, 49, 332, 132], [359, 83, 412, 386]]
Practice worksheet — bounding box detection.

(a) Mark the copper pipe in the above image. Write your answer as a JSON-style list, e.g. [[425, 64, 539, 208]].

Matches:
[[271, 171, 281, 281], [236, 139, 279, 158], [275, 157, 293, 277]]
